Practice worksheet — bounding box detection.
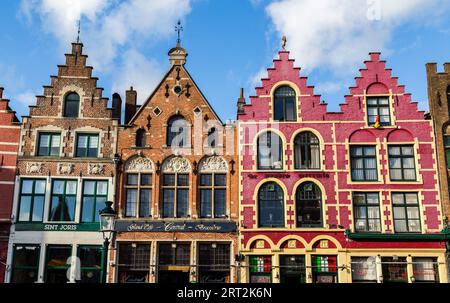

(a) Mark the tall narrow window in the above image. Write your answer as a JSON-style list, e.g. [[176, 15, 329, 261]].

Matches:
[[11, 245, 40, 283], [198, 243, 231, 283], [37, 133, 61, 156], [64, 92, 80, 118], [392, 193, 421, 233], [367, 96, 391, 126], [158, 243, 190, 266], [167, 116, 189, 148], [81, 180, 108, 223], [76, 134, 99, 158], [350, 146, 378, 181], [294, 132, 320, 170], [135, 129, 146, 147], [199, 174, 226, 218], [296, 182, 322, 228], [388, 145, 416, 181], [274, 86, 296, 121], [258, 182, 284, 228], [353, 193, 381, 232], [257, 131, 283, 170], [49, 180, 77, 222], [445, 136, 450, 169], [17, 179, 46, 222], [125, 173, 152, 218], [162, 173, 189, 218]]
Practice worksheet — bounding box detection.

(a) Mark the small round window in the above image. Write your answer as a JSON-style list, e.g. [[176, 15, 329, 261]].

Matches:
[[173, 85, 183, 95]]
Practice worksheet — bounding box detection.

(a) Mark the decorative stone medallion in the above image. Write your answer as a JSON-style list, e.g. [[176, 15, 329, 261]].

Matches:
[[58, 163, 74, 175], [88, 163, 105, 175], [26, 162, 43, 174]]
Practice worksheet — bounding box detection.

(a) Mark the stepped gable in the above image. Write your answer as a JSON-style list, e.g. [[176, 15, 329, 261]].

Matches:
[[27, 43, 112, 119]]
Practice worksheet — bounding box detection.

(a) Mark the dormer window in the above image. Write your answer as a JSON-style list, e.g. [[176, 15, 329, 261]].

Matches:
[[367, 96, 391, 126], [274, 86, 296, 121], [63, 92, 80, 118]]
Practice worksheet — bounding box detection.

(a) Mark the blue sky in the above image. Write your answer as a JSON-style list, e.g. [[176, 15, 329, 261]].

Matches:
[[1, 0, 450, 121]]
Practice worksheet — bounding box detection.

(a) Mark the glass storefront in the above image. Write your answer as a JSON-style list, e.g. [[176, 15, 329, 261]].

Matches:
[[11, 245, 40, 283], [117, 243, 151, 283], [44, 245, 72, 283], [198, 243, 230, 283], [279, 255, 306, 283]]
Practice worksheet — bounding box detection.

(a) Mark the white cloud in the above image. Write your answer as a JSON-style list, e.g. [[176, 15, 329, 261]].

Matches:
[[266, 0, 450, 74], [315, 81, 342, 94], [112, 49, 164, 105], [15, 90, 39, 107], [19, 0, 192, 72]]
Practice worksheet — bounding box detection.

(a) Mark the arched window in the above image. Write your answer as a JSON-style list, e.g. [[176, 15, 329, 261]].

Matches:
[[296, 182, 322, 227], [274, 86, 296, 121], [64, 92, 80, 118], [258, 182, 284, 228], [257, 131, 283, 170], [294, 132, 320, 170], [135, 129, 146, 147], [161, 157, 190, 218], [167, 116, 189, 148]]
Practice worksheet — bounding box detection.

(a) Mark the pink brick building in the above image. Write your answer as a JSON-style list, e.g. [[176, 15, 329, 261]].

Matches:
[[237, 50, 448, 283], [0, 88, 20, 283]]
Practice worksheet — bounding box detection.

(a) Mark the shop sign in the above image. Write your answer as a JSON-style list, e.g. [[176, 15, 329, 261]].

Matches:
[[15, 223, 99, 232], [115, 220, 237, 233]]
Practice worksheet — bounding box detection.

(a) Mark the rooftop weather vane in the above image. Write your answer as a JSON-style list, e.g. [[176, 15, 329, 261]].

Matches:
[[175, 20, 183, 44], [281, 35, 287, 50], [76, 19, 81, 43]]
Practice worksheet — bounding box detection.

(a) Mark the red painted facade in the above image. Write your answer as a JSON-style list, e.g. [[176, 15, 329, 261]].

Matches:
[[0, 88, 20, 283], [237, 51, 447, 283]]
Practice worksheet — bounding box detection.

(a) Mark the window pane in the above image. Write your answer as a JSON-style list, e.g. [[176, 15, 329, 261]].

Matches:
[[200, 189, 212, 218], [163, 174, 175, 186], [52, 181, 65, 194], [214, 189, 226, 217], [22, 180, 34, 194], [83, 181, 95, 195], [214, 174, 226, 186], [34, 180, 46, 194], [66, 181, 77, 195], [18, 196, 32, 221], [89, 136, 99, 148], [139, 189, 152, 217], [94, 197, 106, 223], [200, 174, 212, 186], [405, 194, 418, 204], [97, 181, 108, 195], [413, 258, 438, 282], [393, 207, 406, 219], [392, 194, 404, 205], [127, 174, 138, 186], [163, 189, 175, 217], [140, 174, 152, 186], [82, 197, 94, 222], [177, 189, 189, 217], [177, 174, 189, 186], [32, 196, 44, 222], [77, 135, 88, 148], [126, 189, 137, 217]]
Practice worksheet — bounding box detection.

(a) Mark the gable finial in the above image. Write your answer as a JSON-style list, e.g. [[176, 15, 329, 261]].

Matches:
[[281, 35, 287, 50], [175, 20, 183, 45], [76, 19, 81, 43]]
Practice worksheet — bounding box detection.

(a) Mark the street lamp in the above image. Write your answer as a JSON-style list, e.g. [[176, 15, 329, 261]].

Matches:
[[99, 201, 116, 283]]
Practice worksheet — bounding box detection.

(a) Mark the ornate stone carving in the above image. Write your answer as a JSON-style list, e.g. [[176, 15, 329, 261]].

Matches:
[[125, 157, 153, 172], [198, 156, 227, 172], [27, 162, 43, 174], [88, 163, 105, 175], [58, 163, 74, 175], [162, 157, 190, 173]]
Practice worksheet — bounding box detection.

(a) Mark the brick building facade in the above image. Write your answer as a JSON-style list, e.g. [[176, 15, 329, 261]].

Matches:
[[109, 42, 239, 283], [0, 88, 20, 283], [237, 49, 447, 283], [5, 42, 119, 283], [426, 63, 450, 220]]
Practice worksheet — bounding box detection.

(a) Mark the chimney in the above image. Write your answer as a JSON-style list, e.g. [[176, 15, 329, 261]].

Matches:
[[125, 87, 137, 124], [0, 87, 3, 99], [112, 93, 122, 123], [237, 88, 246, 116]]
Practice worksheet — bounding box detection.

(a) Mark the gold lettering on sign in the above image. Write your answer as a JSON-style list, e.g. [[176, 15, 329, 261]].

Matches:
[[256, 240, 265, 249], [288, 240, 296, 248], [320, 240, 329, 248]]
